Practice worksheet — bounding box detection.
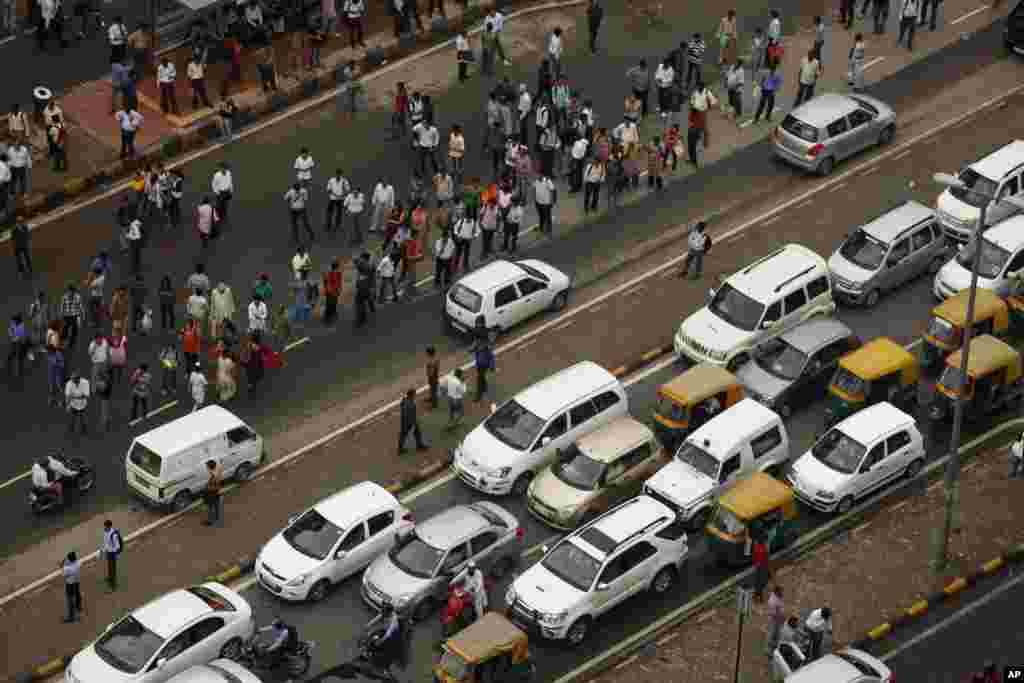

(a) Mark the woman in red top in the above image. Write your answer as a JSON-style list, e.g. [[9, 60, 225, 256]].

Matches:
[[664, 124, 681, 172], [321, 260, 343, 325], [181, 318, 201, 369], [752, 539, 770, 601], [392, 82, 408, 140]]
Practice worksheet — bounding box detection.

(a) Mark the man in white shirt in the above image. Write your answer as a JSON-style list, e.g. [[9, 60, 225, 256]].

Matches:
[[377, 249, 398, 303], [325, 169, 350, 235], [794, 50, 821, 107], [294, 148, 315, 187], [248, 295, 268, 333], [433, 229, 455, 290], [654, 61, 675, 117], [444, 367, 467, 427], [157, 57, 179, 115], [115, 107, 144, 159], [548, 27, 563, 77], [284, 182, 314, 244], [7, 141, 32, 196], [65, 372, 90, 434], [211, 162, 234, 226], [108, 15, 128, 63], [126, 218, 143, 274], [344, 186, 366, 246], [187, 56, 212, 109], [415, 120, 440, 176], [455, 33, 471, 82], [370, 178, 395, 233], [582, 158, 605, 212], [517, 84, 532, 146], [452, 214, 479, 272], [533, 174, 557, 235]]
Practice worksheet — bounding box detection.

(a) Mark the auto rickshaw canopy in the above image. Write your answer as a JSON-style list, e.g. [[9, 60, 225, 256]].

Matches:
[[931, 289, 1007, 328], [445, 612, 530, 666], [717, 472, 797, 522], [837, 337, 919, 383], [658, 364, 742, 406], [944, 334, 1022, 381]]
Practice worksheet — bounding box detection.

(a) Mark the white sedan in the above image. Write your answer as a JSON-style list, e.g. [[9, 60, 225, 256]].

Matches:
[[445, 259, 572, 333], [66, 583, 254, 683], [164, 660, 262, 683]]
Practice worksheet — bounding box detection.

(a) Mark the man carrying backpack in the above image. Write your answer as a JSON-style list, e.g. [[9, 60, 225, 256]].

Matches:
[[100, 520, 123, 591]]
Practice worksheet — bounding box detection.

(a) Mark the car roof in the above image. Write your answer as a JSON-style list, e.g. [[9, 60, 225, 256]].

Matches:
[[688, 399, 780, 459], [836, 401, 915, 438], [969, 139, 1024, 180], [132, 587, 218, 639], [791, 93, 859, 127], [786, 650, 890, 683], [167, 660, 264, 683], [983, 215, 1024, 251], [727, 244, 827, 300], [780, 318, 853, 353], [861, 200, 936, 243], [515, 361, 618, 419], [586, 495, 674, 545], [313, 482, 399, 529], [417, 505, 489, 548], [575, 417, 654, 462], [457, 259, 528, 293], [135, 405, 246, 456]]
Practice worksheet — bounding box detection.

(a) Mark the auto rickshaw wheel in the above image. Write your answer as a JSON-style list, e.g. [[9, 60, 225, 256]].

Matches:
[[566, 618, 591, 647], [905, 458, 924, 479], [836, 496, 854, 515], [864, 289, 880, 308], [651, 567, 676, 594]]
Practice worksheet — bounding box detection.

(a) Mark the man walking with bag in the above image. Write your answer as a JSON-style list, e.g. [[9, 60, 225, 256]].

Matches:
[[678, 221, 711, 279], [100, 520, 123, 591], [398, 389, 429, 454]]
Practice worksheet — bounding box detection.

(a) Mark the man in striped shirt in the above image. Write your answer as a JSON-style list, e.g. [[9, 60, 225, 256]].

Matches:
[[61, 284, 84, 349], [685, 33, 706, 91]]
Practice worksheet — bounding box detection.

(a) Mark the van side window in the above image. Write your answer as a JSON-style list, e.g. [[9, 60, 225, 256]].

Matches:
[[886, 430, 912, 453], [593, 390, 622, 414], [1005, 250, 1024, 275], [495, 285, 519, 308], [848, 109, 872, 128], [1001, 176, 1020, 198], [569, 400, 599, 428], [826, 118, 849, 137], [783, 288, 807, 315], [517, 278, 546, 296], [751, 427, 783, 459], [910, 227, 933, 251], [890, 239, 910, 262], [226, 426, 255, 445], [338, 523, 367, 551], [536, 414, 568, 448], [763, 301, 782, 325], [806, 275, 829, 300], [367, 510, 395, 537], [720, 454, 741, 482]]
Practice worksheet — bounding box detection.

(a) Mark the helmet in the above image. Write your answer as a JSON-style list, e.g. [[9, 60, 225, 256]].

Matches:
[[467, 560, 477, 571]]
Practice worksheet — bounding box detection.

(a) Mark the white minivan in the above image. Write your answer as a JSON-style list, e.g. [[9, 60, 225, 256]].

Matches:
[[643, 398, 790, 530], [445, 259, 572, 333], [126, 406, 264, 511], [452, 361, 628, 497], [935, 139, 1024, 241]]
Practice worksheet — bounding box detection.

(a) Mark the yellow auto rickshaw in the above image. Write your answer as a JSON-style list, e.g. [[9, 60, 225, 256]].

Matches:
[[825, 337, 920, 427], [929, 334, 1024, 422], [434, 612, 534, 683], [706, 472, 798, 567], [653, 364, 745, 451], [922, 290, 1009, 368]]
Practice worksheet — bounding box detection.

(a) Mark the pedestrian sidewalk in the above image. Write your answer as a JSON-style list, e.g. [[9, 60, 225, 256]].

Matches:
[[591, 443, 1024, 683]]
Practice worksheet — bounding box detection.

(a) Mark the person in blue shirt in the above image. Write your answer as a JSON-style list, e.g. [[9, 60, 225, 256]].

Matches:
[[7, 314, 28, 378]]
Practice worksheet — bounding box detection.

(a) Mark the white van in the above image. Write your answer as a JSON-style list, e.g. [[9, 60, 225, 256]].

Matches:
[[643, 398, 790, 530], [126, 406, 264, 511], [674, 244, 835, 370], [936, 139, 1024, 242], [452, 361, 628, 497]]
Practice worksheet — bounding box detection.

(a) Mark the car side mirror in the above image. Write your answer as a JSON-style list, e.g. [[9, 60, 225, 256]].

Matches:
[[156, 658, 168, 669], [707, 288, 717, 302], [542, 437, 552, 447], [596, 582, 610, 592], [335, 550, 347, 560], [761, 320, 775, 329]]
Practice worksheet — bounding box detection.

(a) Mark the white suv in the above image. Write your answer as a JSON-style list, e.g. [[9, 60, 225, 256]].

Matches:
[[505, 495, 688, 646], [674, 244, 835, 370]]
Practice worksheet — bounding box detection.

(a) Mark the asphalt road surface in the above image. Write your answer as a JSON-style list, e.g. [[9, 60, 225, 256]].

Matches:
[[1, 21, 1015, 556]]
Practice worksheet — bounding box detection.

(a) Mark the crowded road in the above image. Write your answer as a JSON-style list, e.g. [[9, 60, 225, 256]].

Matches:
[[1, 21, 1018, 558]]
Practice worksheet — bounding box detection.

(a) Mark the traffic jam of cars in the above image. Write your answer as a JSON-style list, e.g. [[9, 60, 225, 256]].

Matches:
[[62, 131, 1024, 683]]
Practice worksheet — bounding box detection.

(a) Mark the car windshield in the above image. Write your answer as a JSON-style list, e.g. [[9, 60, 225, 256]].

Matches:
[[484, 400, 545, 451], [781, 114, 818, 142], [957, 237, 1010, 279], [926, 315, 960, 345], [839, 229, 888, 271], [830, 366, 867, 396], [439, 649, 472, 681], [712, 505, 745, 535], [553, 445, 606, 491], [676, 442, 720, 479], [94, 615, 165, 674], [389, 532, 444, 579], [541, 541, 602, 592], [515, 261, 550, 282], [755, 338, 808, 380], [950, 168, 999, 208], [939, 365, 968, 392], [709, 284, 766, 332], [282, 509, 344, 560], [128, 442, 162, 477], [811, 428, 867, 475], [849, 96, 879, 116], [449, 284, 483, 314]]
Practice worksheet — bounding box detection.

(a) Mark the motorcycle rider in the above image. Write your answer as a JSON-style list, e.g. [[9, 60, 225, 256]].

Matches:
[[366, 602, 402, 674], [255, 617, 297, 669], [32, 454, 78, 506], [450, 560, 487, 622]]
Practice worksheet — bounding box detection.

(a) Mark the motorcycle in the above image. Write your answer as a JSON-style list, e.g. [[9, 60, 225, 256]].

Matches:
[[234, 635, 315, 677], [29, 455, 96, 514]]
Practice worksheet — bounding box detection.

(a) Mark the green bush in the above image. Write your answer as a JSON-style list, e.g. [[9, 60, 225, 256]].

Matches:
[[161, 136, 182, 159]]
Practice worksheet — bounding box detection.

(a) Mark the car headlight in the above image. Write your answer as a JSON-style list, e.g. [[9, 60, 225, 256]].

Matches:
[[505, 586, 517, 606], [817, 490, 836, 500], [493, 466, 512, 479], [286, 572, 312, 587], [540, 610, 569, 626]]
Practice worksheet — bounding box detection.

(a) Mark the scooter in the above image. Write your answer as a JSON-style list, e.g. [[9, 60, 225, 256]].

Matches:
[[235, 635, 315, 677], [29, 455, 96, 514]]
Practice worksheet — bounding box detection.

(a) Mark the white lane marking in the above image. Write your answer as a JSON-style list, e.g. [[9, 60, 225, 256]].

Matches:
[[5, 78, 1021, 609], [283, 336, 311, 352], [952, 5, 989, 24], [881, 569, 1024, 661], [657, 631, 680, 645], [796, 200, 813, 210], [625, 285, 646, 297], [590, 303, 607, 313], [721, 234, 742, 246], [128, 400, 180, 427], [554, 320, 575, 332], [399, 472, 456, 503], [0, 470, 32, 491], [614, 655, 639, 671], [863, 56, 886, 70], [516, 338, 538, 352], [893, 149, 913, 161], [860, 166, 880, 176], [0, 34, 17, 48], [829, 183, 848, 193], [763, 215, 782, 226]]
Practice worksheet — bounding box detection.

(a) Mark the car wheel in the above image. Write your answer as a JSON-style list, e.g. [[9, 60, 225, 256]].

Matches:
[[651, 567, 677, 595], [220, 637, 243, 661], [511, 472, 534, 497], [777, 403, 792, 418], [836, 495, 855, 515], [816, 156, 835, 176], [878, 124, 895, 146], [171, 490, 192, 512], [566, 617, 591, 647], [235, 462, 255, 482], [928, 256, 945, 275], [413, 597, 436, 622], [688, 507, 711, 532], [905, 458, 924, 479], [864, 289, 880, 308], [307, 579, 331, 603], [550, 290, 569, 312]]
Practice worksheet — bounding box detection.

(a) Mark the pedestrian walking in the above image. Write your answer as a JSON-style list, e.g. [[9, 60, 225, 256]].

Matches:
[[8, 142, 32, 197], [325, 169, 350, 235], [344, 185, 366, 246], [547, 27, 564, 78], [752, 538, 771, 600], [322, 260, 342, 324], [456, 31, 471, 82], [725, 59, 745, 121], [1010, 431, 1024, 478], [87, 331, 110, 388], [217, 98, 238, 142], [489, 8, 511, 65], [12, 217, 32, 278], [284, 182, 314, 244], [115, 105, 143, 160], [848, 34, 866, 91], [156, 56, 179, 115], [202, 459, 223, 525], [685, 32, 706, 91], [244, 332, 266, 390], [343, 0, 366, 49], [754, 66, 782, 122], [7, 314, 29, 378], [390, 82, 409, 140], [47, 117, 68, 172], [766, 585, 786, 654], [60, 284, 84, 349], [353, 252, 376, 328], [293, 147, 315, 189], [433, 229, 455, 290], [871, 0, 889, 34], [189, 361, 208, 411], [679, 221, 712, 279], [582, 158, 606, 213], [371, 177, 395, 234], [159, 339, 180, 396], [444, 368, 467, 428], [65, 370, 90, 433], [804, 607, 833, 660], [717, 10, 739, 68], [398, 388, 429, 454], [125, 217, 143, 274], [209, 283, 235, 340], [897, 0, 919, 49], [453, 213, 478, 273], [811, 16, 826, 64], [448, 124, 466, 182], [61, 551, 83, 622], [377, 247, 398, 303], [211, 162, 234, 231], [129, 362, 152, 422], [248, 294, 268, 335], [767, 10, 782, 65], [586, 0, 603, 53], [794, 49, 822, 108], [533, 173, 556, 236], [194, 196, 218, 250], [414, 118, 441, 177], [688, 80, 717, 166], [472, 322, 495, 402], [94, 366, 112, 430], [187, 56, 212, 110], [654, 59, 675, 117], [920, 0, 941, 30], [625, 59, 651, 120]]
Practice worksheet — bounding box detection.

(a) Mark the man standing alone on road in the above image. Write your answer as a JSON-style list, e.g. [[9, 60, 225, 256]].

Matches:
[[61, 551, 83, 622], [398, 389, 429, 454], [284, 182, 314, 244], [678, 221, 711, 279], [115, 105, 144, 160], [794, 49, 821, 108], [100, 520, 123, 591], [203, 459, 223, 526], [212, 162, 234, 228], [157, 57, 179, 115], [533, 173, 556, 236]]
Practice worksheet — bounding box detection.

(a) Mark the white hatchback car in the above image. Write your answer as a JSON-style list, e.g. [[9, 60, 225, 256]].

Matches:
[[164, 660, 262, 683], [445, 259, 571, 333], [256, 481, 413, 602], [788, 402, 925, 515], [66, 583, 254, 683], [933, 215, 1024, 300]]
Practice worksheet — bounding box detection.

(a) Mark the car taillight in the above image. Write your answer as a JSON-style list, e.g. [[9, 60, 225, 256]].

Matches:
[[515, 527, 524, 540], [888, 674, 895, 683], [807, 143, 825, 158]]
